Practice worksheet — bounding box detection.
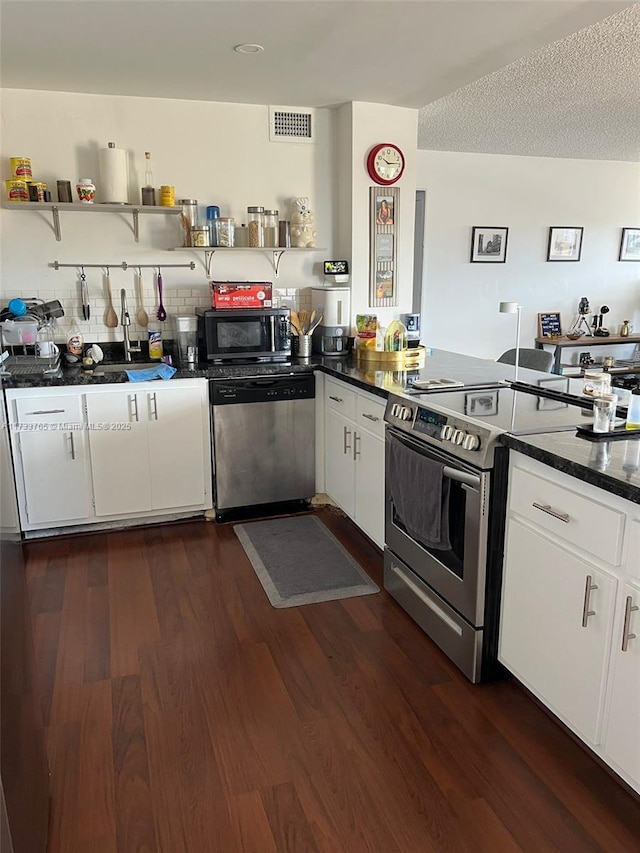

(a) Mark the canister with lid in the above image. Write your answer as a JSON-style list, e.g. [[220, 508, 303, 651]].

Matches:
[[179, 199, 199, 247], [582, 370, 611, 398], [216, 217, 235, 248], [247, 206, 264, 247], [191, 226, 210, 247], [263, 209, 279, 247]]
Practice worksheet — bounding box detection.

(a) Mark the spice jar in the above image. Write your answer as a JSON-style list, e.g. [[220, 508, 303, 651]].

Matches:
[[582, 370, 611, 398], [247, 206, 264, 247], [263, 209, 279, 247], [190, 226, 210, 247], [215, 217, 235, 248]]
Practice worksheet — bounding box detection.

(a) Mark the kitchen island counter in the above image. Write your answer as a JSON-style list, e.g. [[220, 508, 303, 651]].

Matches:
[[501, 431, 640, 505]]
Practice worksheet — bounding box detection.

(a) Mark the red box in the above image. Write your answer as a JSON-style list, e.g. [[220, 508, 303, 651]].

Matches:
[[210, 281, 273, 309]]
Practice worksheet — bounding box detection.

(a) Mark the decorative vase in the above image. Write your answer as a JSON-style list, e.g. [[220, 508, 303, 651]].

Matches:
[[76, 178, 96, 204]]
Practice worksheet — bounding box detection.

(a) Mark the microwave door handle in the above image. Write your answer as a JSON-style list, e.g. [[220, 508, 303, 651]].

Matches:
[[270, 315, 276, 352]]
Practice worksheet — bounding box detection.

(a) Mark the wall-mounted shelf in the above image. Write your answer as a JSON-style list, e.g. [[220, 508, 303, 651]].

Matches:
[[1, 201, 182, 242], [168, 246, 327, 278]]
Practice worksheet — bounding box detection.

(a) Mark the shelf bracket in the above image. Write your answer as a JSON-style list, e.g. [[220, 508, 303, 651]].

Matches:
[[51, 205, 62, 241], [272, 250, 285, 278], [203, 250, 215, 278], [132, 208, 140, 242]]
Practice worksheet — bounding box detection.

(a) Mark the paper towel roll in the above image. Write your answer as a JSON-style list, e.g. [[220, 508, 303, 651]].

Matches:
[[98, 143, 128, 203]]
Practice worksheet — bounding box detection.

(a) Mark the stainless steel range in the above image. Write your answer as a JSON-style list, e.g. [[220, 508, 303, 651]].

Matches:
[[384, 383, 597, 683]]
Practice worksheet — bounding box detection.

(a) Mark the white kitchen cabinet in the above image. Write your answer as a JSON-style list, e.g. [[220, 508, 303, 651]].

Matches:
[[86, 381, 209, 517], [324, 377, 385, 548], [8, 393, 92, 527], [500, 451, 640, 794], [500, 518, 617, 744], [603, 579, 640, 786]]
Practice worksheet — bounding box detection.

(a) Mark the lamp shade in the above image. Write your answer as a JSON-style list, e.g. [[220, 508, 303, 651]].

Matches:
[[499, 301, 519, 314]]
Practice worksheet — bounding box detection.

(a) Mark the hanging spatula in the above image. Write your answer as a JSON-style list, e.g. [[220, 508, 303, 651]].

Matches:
[[156, 268, 167, 321]]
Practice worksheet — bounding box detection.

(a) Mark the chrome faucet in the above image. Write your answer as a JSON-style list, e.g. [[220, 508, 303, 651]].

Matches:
[[120, 288, 141, 362]]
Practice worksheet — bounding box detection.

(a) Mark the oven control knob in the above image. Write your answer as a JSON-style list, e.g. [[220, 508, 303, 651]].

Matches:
[[452, 429, 465, 445], [391, 403, 400, 418], [462, 433, 481, 451], [441, 424, 453, 441], [399, 406, 413, 421]]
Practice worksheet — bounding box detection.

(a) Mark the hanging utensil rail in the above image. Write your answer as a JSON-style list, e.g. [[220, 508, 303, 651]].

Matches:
[[50, 261, 196, 270]]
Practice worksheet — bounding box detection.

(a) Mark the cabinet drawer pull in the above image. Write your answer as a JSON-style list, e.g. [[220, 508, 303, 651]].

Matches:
[[353, 433, 361, 461], [343, 425, 351, 454], [150, 392, 158, 421], [128, 394, 139, 423], [532, 502, 570, 523], [362, 412, 380, 422], [25, 409, 65, 415], [621, 595, 639, 652], [329, 395, 344, 403], [68, 432, 75, 460], [581, 574, 599, 627]]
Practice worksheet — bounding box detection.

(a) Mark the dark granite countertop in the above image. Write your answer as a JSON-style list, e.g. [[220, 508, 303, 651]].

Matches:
[[501, 432, 640, 505]]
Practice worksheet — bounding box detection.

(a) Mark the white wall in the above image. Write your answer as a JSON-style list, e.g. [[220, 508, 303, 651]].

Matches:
[[0, 89, 334, 342], [417, 151, 640, 363]]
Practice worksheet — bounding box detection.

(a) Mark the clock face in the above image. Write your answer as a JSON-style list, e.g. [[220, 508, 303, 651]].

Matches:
[[367, 143, 405, 185]]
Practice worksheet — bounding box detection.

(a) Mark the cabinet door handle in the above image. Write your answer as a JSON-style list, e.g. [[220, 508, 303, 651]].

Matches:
[[581, 574, 599, 627], [128, 394, 139, 423], [150, 392, 158, 420], [532, 502, 570, 523], [26, 409, 65, 415], [353, 432, 361, 461], [362, 412, 380, 422], [343, 425, 351, 454], [68, 432, 75, 460], [621, 595, 639, 652], [329, 395, 344, 403]]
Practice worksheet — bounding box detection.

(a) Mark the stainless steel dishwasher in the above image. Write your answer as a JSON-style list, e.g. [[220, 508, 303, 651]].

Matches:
[[210, 373, 316, 520]]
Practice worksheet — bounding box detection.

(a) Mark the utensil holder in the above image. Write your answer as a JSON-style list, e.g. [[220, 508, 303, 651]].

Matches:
[[294, 335, 312, 358]]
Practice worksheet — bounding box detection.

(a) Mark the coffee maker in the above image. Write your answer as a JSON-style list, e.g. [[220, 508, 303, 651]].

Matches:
[[311, 285, 351, 356]]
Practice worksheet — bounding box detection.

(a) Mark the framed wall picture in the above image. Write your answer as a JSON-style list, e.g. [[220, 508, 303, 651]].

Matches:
[[470, 227, 508, 263], [547, 226, 583, 261], [619, 227, 640, 261], [370, 186, 399, 307]]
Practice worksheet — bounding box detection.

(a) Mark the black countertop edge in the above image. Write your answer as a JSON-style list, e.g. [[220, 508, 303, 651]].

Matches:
[[500, 434, 640, 506], [313, 362, 390, 400]]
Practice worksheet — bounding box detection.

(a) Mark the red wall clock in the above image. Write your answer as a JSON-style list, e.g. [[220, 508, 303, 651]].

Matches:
[[366, 143, 405, 185]]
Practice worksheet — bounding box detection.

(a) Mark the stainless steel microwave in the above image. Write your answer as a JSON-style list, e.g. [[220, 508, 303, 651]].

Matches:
[[196, 307, 291, 362]]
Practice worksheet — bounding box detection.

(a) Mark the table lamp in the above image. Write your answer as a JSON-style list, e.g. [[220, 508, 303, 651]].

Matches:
[[499, 301, 522, 381]]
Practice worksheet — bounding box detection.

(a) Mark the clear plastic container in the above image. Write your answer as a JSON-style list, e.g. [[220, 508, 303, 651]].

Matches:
[[216, 217, 235, 248], [247, 206, 264, 247], [263, 209, 278, 247], [626, 388, 640, 429], [1, 319, 38, 345]]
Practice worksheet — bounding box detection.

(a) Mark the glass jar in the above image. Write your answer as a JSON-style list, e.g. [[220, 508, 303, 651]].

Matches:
[[234, 224, 248, 248], [247, 206, 264, 247], [190, 226, 210, 247], [263, 209, 278, 247], [215, 217, 235, 248], [179, 199, 198, 246], [582, 370, 611, 398]]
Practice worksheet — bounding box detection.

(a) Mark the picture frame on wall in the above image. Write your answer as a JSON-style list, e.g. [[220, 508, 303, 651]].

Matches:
[[470, 227, 508, 263], [547, 226, 583, 261], [370, 186, 399, 307], [619, 227, 640, 261]]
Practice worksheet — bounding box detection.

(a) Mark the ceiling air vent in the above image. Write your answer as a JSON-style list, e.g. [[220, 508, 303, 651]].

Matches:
[[269, 106, 315, 143]]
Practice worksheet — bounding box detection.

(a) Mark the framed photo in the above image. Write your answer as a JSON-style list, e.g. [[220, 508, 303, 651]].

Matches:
[[464, 390, 499, 417], [470, 227, 508, 263], [370, 186, 399, 307], [619, 228, 640, 261], [547, 226, 583, 261]]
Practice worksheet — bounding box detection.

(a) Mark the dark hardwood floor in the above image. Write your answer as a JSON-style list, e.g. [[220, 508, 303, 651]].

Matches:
[[24, 509, 640, 852]]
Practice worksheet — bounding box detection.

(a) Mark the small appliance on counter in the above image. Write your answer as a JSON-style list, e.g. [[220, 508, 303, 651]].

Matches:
[[311, 285, 351, 356], [401, 313, 421, 348]]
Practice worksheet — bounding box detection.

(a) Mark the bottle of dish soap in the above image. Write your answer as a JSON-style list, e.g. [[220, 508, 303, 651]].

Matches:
[[383, 320, 408, 352], [66, 318, 84, 358]]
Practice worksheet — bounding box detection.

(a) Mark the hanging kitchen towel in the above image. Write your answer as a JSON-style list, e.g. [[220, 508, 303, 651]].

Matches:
[[98, 142, 128, 203], [386, 433, 451, 550]]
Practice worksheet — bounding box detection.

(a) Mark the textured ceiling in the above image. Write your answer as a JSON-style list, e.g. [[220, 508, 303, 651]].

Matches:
[[418, 4, 640, 161]]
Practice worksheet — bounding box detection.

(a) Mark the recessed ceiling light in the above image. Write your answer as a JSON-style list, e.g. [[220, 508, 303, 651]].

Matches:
[[234, 43, 264, 54]]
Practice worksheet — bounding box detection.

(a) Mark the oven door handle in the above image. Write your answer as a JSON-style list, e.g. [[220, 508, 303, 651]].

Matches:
[[387, 429, 481, 489]]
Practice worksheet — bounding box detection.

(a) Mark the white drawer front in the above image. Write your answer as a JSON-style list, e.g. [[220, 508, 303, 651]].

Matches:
[[15, 394, 84, 425], [356, 393, 385, 439], [325, 379, 356, 421], [509, 466, 625, 566]]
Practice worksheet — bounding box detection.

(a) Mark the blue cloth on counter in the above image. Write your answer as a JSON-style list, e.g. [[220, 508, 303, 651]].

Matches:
[[125, 363, 177, 382]]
